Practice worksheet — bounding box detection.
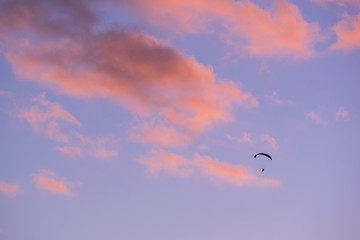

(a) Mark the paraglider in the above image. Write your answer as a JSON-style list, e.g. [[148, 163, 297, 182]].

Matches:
[[254, 153, 272, 160], [254, 153, 272, 172]]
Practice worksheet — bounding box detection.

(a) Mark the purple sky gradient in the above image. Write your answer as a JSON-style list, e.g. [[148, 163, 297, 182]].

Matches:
[[1, 0, 360, 239]]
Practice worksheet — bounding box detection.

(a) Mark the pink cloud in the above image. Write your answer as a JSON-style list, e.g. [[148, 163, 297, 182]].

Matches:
[[312, 0, 360, 7], [260, 134, 278, 149], [266, 91, 295, 106], [76, 134, 119, 159], [198, 144, 209, 151], [15, 94, 119, 158], [5, 30, 257, 147], [0, 181, 20, 197], [227, 132, 253, 144], [95, 148, 118, 158], [117, 0, 321, 59], [0, 0, 96, 37], [31, 170, 80, 196], [56, 146, 82, 157], [331, 13, 360, 51], [0, 89, 12, 97], [17, 93, 81, 142], [138, 150, 193, 177], [336, 107, 350, 122], [305, 111, 326, 125], [129, 124, 192, 147], [2, 0, 258, 147], [138, 150, 280, 187]]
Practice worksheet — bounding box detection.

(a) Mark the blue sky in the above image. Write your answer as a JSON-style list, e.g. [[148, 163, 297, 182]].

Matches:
[[1, 0, 360, 239]]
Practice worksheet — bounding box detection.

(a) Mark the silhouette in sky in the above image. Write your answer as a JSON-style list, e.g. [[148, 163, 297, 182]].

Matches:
[[254, 153, 272, 160], [254, 153, 272, 172]]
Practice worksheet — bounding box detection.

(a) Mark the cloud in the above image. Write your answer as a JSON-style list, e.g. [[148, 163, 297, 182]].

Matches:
[[14, 93, 119, 159], [0, 181, 20, 197], [311, 0, 360, 7], [0, 89, 13, 97], [331, 13, 360, 52], [1, 0, 258, 147], [129, 123, 192, 147], [198, 144, 209, 151], [17, 93, 81, 142], [56, 146, 82, 157], [95, 148, 118, 158], [260, 134, 278, 149], [266, 91, 295, 106], [138, 150, 280, 187], [116, 0, 321, 59], [75, 134, 119, 159], [305, 111, 326, 125], [336, 107, 350, 121], [311, 0, 360, 52], [227, 132, 253, 144], [0, 0, 96, 37], [31, 170, 80, 196]]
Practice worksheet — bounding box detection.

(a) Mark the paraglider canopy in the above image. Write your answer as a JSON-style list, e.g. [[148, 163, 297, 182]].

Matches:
[[254, 152, 272, 160]]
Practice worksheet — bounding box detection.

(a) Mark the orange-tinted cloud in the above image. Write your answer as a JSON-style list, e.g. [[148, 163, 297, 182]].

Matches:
[[138, 150, 193, 177], [0, 181, 20, 197], [331, 13, 360, 51], [6, 32, 257, 147], [116, 0, 321, 58], [17, 93, 81, 142], [2, 0, 258, 147], [31, 170, 80, 196], [15, 93, 119, 158], [129, 124, 192, 147], [138, 150, 280, 187]]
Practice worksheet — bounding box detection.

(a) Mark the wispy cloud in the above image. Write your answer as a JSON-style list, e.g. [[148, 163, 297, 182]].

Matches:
[[227, 132, 253, 144], [260, 134, 278, 149], [336, 107, 350, 122], [198, 144, 209, 151], [0, 181, 20, 197], [75, 134, 119, 159], [56, 146, 82, 158], [17, 93, 81, 142], [138, 150, 280, 187], [31, 170, 80, 196], [305, 111, 326, 125], [266, 91, 295, 106], [311, 0, 360, 7], [15, 93, 119, 159], [0, 89, 13, 97]]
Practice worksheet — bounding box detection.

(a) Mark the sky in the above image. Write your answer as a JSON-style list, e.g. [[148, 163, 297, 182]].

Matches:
[[0, 0, 359, 239]]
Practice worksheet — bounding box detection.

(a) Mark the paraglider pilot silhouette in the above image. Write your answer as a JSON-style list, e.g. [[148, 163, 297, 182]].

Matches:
[[254, 153, 272, 172]]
